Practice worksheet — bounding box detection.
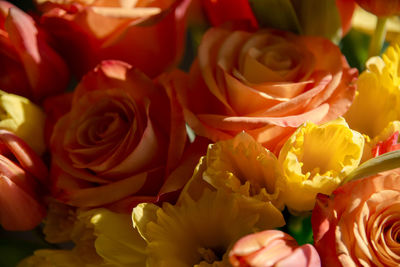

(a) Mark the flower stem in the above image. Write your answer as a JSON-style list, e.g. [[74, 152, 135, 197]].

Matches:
[[368, 17, 388, 57]]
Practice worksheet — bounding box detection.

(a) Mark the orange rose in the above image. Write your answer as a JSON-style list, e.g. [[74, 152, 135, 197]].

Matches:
[[229, 230, 321, 267], [0, 1, 69, 101], [201, 0, 258, 28], [35, 0, 191, 78], [312, 170, 400, 266], [0, 130, 48, 230], [49, 60, 194, 212], [168, 27, 357, 151]]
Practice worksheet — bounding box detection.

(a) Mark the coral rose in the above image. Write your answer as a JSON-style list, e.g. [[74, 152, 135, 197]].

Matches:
[[0, 1, 69, 101], [35, 0, 191, 78], [312, 169, 400, 266], [0, 130, 48, 230], [168, 27, 358, 152], [229, 230, 321, 267], [49, 60, 191, 212]]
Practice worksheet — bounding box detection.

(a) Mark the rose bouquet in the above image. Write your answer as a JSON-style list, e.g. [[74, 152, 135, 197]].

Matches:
[[2, 0, 400, 266]]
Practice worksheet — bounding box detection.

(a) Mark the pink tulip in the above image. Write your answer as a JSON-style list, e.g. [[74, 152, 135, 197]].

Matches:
[[0, 130, 48, 230], [229, 230, 321, 267]]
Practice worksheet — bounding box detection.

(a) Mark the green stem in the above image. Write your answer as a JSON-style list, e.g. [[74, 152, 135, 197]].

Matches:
[[368, 17, 388, 57]]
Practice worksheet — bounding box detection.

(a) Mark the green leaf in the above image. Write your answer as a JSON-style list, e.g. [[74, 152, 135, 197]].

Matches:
[[249, 0, 302, 33], [339, 29, 370, 72], [286, 214, 313, 245], [291, 0, 342, 43], [341, 150, 400, 185]]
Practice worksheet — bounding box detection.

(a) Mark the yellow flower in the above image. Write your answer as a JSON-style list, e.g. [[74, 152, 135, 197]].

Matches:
[[0, 90, 45, 155], [345, 43, 400, 140], [87, 209, 147, 267], [362, 121, 400, 161], [19, 208, 146, 267], [278, 118, 364, 213], [133, 189, 284, 267], [17, 249, 97, 267], [183, 132, 283, 210]]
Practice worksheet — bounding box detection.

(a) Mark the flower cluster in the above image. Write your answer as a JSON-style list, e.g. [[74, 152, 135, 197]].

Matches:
[[2, 0, 400, 266]]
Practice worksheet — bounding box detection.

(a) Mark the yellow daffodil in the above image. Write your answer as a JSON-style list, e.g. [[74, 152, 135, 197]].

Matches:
[[17, 249, 97, 267], [133, 189, 285, 267], [278, 118, 364, 213], [0, 90, 45, 155], [185, 132, 283, 210], [19, 208, 146, 267], [179, 133, 285, 229], [87, 209, 147, 267], [345, 43, 400, 140], [362, 121, 400, 160]]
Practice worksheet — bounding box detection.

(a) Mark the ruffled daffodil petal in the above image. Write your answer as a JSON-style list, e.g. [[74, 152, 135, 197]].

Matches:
[[133, 189, 284, 267], [345, 43, 400, 140], [278, 118, 364, 213], [361, 121, 400, 161], [0, 90, 45, 155], [204, 132, 283, 209]]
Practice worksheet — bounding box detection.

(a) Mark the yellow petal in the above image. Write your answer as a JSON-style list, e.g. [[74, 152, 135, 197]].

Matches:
[[0, 90, 45, 155], [85, 209, 147, 267], [278, 118, 364, 213], [345, 43, 400, 139], [203, 132, 283, 209], [17, 249, 91, 267], [133, 189, 284, 267]]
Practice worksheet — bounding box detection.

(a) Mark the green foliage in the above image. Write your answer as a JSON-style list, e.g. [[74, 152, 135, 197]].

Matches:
[[292, 0, 342, 43], [342, 150, 400, 185], [249, 0, 302, 33], [340, 29, 371, 72]]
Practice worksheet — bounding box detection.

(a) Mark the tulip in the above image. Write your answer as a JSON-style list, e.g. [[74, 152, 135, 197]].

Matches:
[[0, 130, 47, 230], [229, 230, 321, 267]]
